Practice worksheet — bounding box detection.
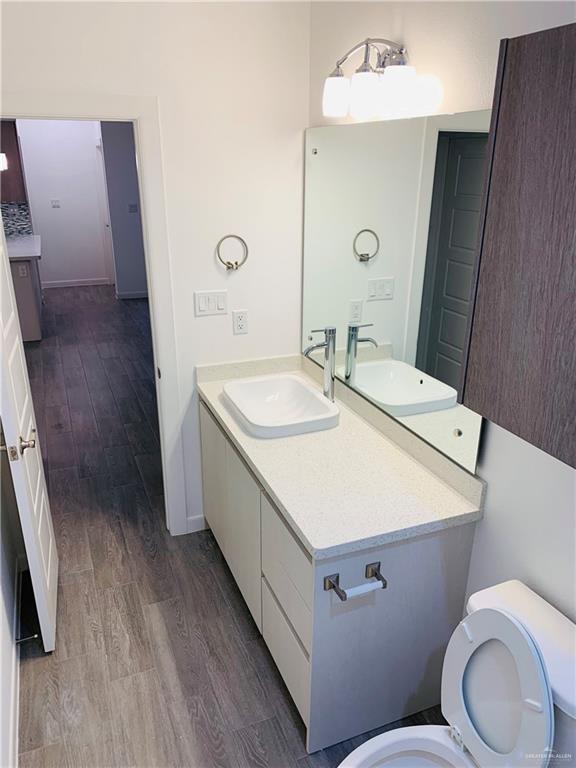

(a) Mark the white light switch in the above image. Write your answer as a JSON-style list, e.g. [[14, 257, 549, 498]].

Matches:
[[381, 277, 394, 299], [194, 290, 228, 316], [367, 277, 394, 301]]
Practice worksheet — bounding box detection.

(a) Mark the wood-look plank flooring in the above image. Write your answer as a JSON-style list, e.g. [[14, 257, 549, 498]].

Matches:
[[20, 285, 444, 767]]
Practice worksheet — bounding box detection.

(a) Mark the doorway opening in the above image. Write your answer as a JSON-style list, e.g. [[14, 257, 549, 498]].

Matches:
[[2, 117, 166, 529], [415, 131, 489, 390]]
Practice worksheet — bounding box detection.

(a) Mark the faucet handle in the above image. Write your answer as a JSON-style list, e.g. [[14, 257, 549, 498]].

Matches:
[[348, 322, 373, 329], [310, 326, 336, 333]]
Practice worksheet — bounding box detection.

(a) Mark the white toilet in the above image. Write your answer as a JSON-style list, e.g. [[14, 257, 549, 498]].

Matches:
[[339, 580, 575, 768]]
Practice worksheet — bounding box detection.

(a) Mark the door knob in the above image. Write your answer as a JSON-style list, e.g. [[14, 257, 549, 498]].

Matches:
[[19, 430, 36, 454]]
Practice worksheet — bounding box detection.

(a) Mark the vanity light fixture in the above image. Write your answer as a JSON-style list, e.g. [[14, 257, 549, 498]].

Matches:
[[0, 153, 7, 171], [322, 38, 443, 120]]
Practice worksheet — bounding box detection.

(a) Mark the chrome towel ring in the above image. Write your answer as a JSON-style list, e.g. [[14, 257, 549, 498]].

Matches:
[[216, 234, 249, 271], [353, 229, 380, 263]]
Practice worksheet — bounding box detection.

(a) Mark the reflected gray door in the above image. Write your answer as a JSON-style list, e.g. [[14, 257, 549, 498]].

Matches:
[[416, 133, 488, 390]]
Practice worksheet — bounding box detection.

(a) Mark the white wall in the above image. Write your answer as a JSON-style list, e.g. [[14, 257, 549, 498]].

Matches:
[[2, 2, 311, 532], [467, 425, 576, 622], [17, 119, 114, 288], [100, 121, 148, 299]]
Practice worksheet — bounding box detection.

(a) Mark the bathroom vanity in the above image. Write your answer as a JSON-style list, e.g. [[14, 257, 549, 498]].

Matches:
[[6, 234, 42, 342], [198, 360, 483, 752]]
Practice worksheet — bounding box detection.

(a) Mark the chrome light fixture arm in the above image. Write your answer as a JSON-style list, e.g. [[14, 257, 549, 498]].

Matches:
[[333, 37, 407, 72]]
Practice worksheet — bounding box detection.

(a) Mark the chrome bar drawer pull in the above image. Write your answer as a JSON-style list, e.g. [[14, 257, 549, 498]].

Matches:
[[324, 562, 387, 602]]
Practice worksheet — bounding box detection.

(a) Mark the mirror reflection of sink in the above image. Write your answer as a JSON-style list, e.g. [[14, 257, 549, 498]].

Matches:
[[337, 359, 457, 417], [223, 374, 340, 438]]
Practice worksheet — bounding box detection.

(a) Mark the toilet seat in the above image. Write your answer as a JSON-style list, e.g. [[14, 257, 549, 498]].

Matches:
[[442, 608, 554, 768], [338, 725, 476, 767], [339, 608, 554, 768]]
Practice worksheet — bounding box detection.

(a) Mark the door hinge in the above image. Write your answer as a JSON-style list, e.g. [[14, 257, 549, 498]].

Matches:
[[157, 367, 161, 379], [1, 444, 19, 461]]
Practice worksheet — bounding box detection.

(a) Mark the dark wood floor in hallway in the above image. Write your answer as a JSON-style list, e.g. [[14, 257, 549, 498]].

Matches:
[[19, 285, 443, 768]]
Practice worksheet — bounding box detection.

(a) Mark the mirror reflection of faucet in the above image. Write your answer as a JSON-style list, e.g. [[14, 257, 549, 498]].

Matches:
[[345, 323, 378, 384], [304, 326, 337, 401]]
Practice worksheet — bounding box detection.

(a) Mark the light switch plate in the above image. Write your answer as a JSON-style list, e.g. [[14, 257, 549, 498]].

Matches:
[[367, 277, 394, 301], [194, 290, 228, 316], [349, 300, 363, 322]]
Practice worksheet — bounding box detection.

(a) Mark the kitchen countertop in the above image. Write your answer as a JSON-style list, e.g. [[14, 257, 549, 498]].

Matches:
[[6, 234, 41, 260], [198, 371, 482, 560]]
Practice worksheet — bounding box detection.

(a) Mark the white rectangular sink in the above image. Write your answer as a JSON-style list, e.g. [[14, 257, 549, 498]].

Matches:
[[338, 359, 457, 417], [223, 374, 339, 438]]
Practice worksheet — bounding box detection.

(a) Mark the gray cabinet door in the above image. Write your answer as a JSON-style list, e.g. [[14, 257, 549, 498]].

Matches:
[[462, 23, 576, 468], [417, 134, 487, 389]]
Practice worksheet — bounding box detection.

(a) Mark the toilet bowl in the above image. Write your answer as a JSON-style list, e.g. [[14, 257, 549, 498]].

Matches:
[[339, 581, 575, 768]]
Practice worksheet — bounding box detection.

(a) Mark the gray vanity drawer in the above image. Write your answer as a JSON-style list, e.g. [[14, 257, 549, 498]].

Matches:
[[262, 578, 310, 726], [261, 493, 313, 652]]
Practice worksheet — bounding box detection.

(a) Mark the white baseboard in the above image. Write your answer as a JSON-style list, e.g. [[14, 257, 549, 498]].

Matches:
[[186, 514, 207, 534], [116, 290, 148, 299], [41, 277, 112, 288]]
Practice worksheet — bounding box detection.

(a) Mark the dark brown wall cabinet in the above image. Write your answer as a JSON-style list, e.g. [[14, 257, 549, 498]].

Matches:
[[0, 119, 28, 202], [461, 23, 576, 468]]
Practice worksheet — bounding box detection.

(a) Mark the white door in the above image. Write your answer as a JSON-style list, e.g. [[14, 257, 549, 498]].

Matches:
[[1, 232, 58, 651], [94, 125, 116, 286]]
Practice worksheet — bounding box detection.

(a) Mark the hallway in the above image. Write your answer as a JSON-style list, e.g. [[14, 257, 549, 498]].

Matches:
[[18, 286, 442, 768], [25, 285, 162, 504]]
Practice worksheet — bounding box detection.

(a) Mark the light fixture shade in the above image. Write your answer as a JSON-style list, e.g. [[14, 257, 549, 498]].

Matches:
[[0, 153, 7, 171], [350, 70, 380, 120], [413, 74, 444, 116], [377, 65, 417, 120], [322, 74, 350, 118]]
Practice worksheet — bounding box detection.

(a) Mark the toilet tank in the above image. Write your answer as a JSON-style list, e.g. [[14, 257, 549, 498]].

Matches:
[[467, 580, 576, 759]]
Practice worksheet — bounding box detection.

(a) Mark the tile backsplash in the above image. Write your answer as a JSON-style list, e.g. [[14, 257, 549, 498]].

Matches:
[[1, 202, 33, 237]]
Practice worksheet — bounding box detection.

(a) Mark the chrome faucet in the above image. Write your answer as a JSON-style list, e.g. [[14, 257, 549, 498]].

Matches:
[[345, 323, 378, 383], [303, 326, 337, 401]]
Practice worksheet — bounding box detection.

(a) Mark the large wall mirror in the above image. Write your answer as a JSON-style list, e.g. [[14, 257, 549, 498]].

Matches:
[[302, 109, 491, 472]]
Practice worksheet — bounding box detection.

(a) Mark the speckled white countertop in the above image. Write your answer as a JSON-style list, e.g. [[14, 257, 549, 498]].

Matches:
[[198, 370, 481, 560], [6, 234, 41, 260]]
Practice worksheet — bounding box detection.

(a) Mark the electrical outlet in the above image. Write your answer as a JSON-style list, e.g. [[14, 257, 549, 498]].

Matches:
[[349, 299, 363, 323], [18, 264, 28, 278], [194, 290, 228, 316], [50, 199, 61, 209], [233, 310, 248, 335]]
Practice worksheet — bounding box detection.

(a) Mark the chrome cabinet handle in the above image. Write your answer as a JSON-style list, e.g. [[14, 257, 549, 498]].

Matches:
[[19, 430, 37, 454], [324, 562, 388, 602]]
